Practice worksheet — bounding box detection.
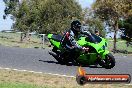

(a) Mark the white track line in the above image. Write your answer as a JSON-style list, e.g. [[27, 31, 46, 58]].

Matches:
[[0, 67, 75, 78]]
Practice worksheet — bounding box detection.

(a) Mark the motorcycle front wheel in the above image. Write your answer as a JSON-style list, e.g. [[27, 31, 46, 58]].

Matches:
[[99, 53, 115, 69]]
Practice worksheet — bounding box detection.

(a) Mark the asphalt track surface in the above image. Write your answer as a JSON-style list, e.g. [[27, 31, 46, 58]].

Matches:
[[0, 46, 132, 81]]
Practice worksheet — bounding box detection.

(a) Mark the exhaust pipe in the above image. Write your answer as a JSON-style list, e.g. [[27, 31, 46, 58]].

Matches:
[[49, 51, 57, 57], [49, 51, 61, 63]]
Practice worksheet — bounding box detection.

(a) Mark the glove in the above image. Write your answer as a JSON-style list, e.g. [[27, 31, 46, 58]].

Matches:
[[82, 47, 89, 52]]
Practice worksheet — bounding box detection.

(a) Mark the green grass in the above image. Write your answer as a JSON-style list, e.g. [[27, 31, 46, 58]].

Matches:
[[0, 82, 49, 88], [108, 40, 132, 53]]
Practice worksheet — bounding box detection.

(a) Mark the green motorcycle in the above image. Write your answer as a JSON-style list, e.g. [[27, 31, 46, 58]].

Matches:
[[47, 32, 115, 69]]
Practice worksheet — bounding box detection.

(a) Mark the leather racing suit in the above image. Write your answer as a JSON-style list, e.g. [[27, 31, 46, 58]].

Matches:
[[61, 29, 82, 51]]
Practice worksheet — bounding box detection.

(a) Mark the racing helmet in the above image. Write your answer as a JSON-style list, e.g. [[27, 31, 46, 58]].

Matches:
[[71, 20, 81, 32]]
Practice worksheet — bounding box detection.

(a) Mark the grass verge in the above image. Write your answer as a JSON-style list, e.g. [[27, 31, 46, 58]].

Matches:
[[0, 32, 50, 48], [0, 69, 132, 88]]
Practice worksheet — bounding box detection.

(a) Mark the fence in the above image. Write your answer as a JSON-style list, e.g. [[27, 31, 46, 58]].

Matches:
[[0, 32, 50, 48]]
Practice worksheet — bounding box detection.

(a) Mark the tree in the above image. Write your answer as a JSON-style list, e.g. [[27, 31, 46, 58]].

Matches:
[[92, 0, 131, 52], [35, 0, 82, 34], [3, 0, 82, 34], [119, 17, 132, 45], [3, 0, 35, 41], [82, 8, 104, 37], [3, 0, 19, 19], [3, 0, 82, 41]]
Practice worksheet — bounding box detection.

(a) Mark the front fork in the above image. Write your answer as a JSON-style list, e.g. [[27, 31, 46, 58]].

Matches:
[[98, 50, 110, 60]]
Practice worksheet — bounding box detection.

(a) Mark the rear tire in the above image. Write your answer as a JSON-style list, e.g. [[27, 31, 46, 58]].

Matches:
[[99, 53, 115, 69]]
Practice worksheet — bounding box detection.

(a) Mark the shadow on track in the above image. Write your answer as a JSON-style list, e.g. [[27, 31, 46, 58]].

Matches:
[[38, 59, 103, 68], [39, 60, 59, 64]]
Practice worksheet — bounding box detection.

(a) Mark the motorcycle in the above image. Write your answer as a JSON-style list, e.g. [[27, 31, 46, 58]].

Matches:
[[47, 31, 115, 69]]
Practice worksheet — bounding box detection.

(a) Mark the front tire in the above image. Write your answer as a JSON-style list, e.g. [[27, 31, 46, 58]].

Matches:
[[99, 53, 115, 69]]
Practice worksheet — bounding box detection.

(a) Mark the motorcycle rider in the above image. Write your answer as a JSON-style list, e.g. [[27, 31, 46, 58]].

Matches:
[[61, 20, 89, 62]]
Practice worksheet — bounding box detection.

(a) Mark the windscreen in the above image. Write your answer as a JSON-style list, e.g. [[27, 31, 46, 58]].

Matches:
[[91, 33, 102, 43], [85, 33, 102, 43]]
